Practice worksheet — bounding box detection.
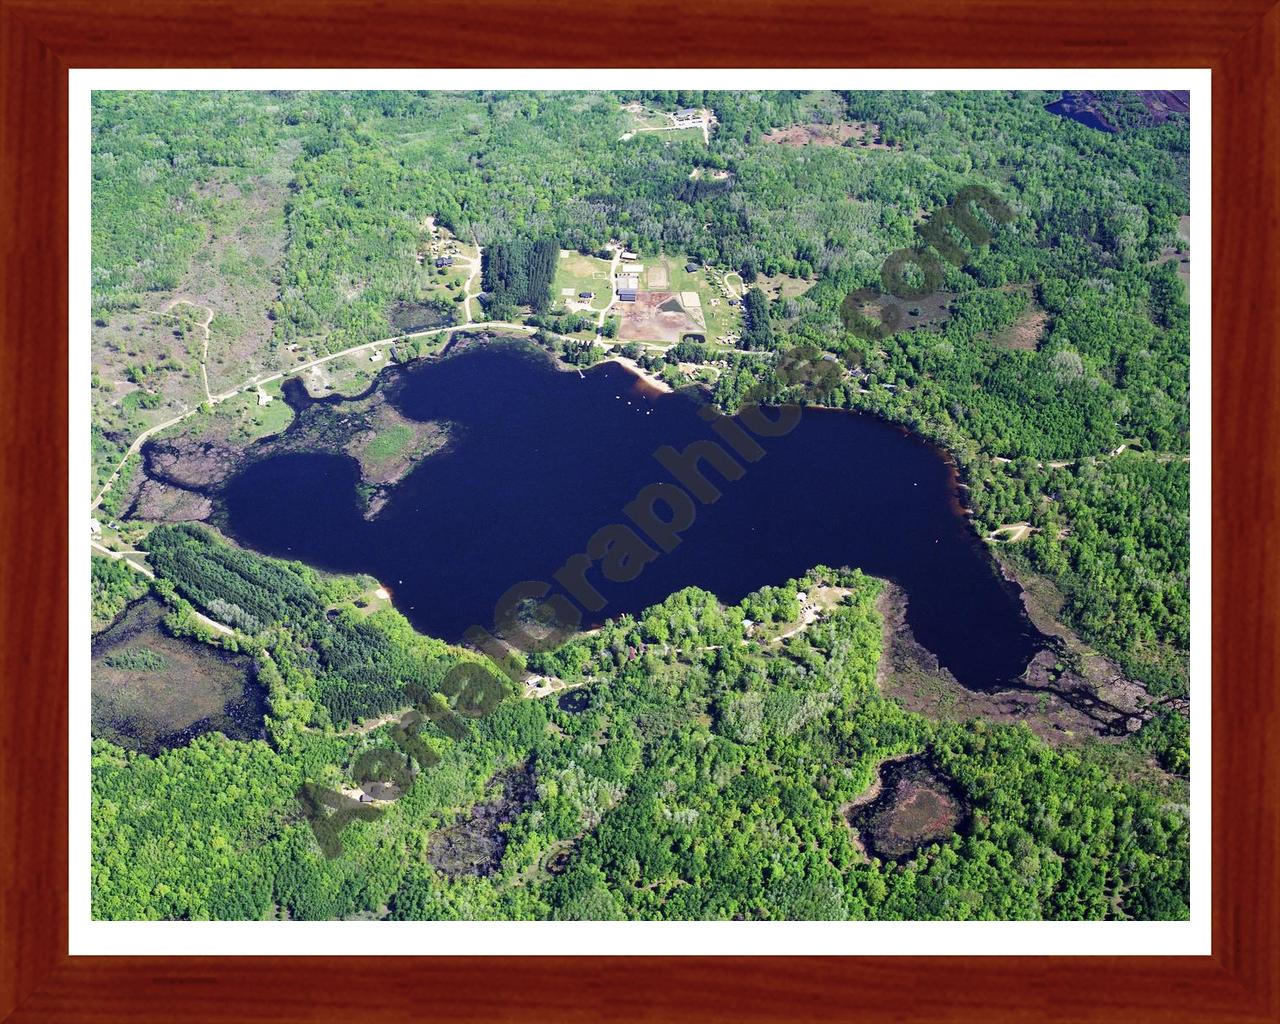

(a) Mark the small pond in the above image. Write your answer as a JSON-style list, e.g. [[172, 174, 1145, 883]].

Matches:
[[847, 755, 969, 863], [91, 596, 267, 755]]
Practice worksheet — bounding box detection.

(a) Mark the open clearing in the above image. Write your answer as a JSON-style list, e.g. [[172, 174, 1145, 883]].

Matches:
[[182, 380, 295, 447], [754, 271, 815, 302], [633, 256, 742, 344], [1155, 214, 1191, 283], [91, 135, 299, 489], [992, 289, 1050, 351], [618, 291, 704, 343], [411, 221, 476, 312], [91, 306, 215, 493], [619, 102, 671, 132], [619, 103, 714, 145], [763, 121, 898, 150], [167, 136, 299, 395], [844, 289, 956, 337], [553, 252, 614, 311]]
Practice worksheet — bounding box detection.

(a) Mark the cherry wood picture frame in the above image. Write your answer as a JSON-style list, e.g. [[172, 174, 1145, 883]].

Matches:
[[2, 1, 1276, 1020]]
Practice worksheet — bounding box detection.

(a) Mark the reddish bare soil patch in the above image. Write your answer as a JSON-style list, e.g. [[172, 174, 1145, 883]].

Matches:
[[618, 291, 702, 343], [992, 302, 1050, 351]]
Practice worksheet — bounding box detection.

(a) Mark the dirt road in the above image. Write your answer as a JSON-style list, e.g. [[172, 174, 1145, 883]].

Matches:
[[144, 299, 216, 402], [90, 540, 234, 635], [91, 318, 536, 513], [598, 246, 622, 331]]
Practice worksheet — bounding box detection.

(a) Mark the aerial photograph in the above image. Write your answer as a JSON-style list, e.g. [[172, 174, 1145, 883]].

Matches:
[[89, 88, 1191, 922]]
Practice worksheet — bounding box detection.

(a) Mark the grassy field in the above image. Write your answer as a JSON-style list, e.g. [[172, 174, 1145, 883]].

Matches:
[[654, 126, 705, 145], [620, 103, 671, 132], [161, 378, 295, 449], [297, 352, 387, 398], [345, 406, 450, 489], [755, 271, 816, 302], [217, 384, 295, 443], [364, 422, 413, 461], [415, 265, 469, 307], [553, 252, 614, 311]]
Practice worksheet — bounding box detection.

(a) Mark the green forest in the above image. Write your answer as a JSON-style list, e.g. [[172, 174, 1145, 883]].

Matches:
[[90, 88, 1192, 923], [93, 535, 1188, 921]]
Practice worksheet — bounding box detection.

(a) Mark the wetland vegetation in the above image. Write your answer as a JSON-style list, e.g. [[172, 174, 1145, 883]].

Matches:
[[89, 88, 1191, 922]]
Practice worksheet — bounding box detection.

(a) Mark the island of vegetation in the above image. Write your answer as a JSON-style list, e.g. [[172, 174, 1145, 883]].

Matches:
[[90, 88, 1191, 922]]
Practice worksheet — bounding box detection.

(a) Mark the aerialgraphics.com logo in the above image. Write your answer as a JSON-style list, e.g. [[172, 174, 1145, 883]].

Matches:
[[299, 353, 841, 857], [840, 185, 1013, 341]]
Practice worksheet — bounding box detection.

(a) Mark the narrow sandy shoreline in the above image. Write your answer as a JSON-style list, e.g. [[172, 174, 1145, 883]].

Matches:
[[600, 356, 674, 394]]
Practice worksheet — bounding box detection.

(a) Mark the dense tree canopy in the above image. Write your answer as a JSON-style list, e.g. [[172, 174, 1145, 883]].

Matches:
[[90, 89, 1191, 923]]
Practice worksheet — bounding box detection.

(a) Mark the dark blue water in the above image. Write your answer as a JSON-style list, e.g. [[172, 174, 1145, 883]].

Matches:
[[220, 343, 1043, 689], [1044, 98, 1117, 134]]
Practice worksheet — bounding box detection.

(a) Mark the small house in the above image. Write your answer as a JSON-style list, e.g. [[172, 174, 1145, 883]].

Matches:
[[579, 291, 594, 299], [619, 290, 638, 302], [620, 250, 638, 261], [435, 256, 453, 268], [675, 107, 699, 119], [685, 262, 700, 273]]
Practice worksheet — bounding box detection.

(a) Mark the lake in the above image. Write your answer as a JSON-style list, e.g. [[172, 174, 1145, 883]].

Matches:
[[219, 342, 1043, 690]]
